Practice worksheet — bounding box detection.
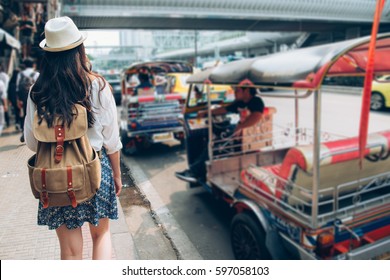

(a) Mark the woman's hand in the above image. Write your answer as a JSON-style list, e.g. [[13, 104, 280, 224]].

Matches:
[[113, 176, 122, 196], [107, 151, 122, 196]]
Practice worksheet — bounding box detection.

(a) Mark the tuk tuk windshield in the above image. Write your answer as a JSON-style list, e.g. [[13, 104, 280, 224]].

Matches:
[[374, 75, 390, 83], [187, 84, 235, 108], [122, 61, 193, 96]]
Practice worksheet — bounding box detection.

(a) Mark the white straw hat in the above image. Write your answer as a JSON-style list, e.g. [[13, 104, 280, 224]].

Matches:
[[39, 16, 87, 52]]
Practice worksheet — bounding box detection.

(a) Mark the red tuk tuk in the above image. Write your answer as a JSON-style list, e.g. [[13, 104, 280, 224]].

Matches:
[[180, 33, 390, 259], [120, 61, 192, 155]]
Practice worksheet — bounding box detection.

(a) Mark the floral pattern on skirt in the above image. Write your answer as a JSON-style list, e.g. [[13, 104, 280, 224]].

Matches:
[[37, 149, 118, 230]]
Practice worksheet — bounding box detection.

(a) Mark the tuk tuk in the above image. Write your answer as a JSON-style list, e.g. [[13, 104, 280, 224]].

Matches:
[[120, 61, 192, 155], [0, 28, 20, 74], [180, 33, 390, 259]]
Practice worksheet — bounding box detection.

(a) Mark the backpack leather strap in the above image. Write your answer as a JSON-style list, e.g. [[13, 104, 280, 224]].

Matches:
[[54, 125, 65, 163], [40, 168, 49, 208], [67, 166, 77, 208]]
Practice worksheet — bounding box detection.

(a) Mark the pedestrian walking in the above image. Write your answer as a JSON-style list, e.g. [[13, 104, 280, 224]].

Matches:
[[0, 64, 9, 129], [0, 79, 6, 136], [0, 64, 9, 95], [7, 69, 22, 131], [24, 16, 123, 260], [16, 59, 39, 142], [19, 12, 36, 59]]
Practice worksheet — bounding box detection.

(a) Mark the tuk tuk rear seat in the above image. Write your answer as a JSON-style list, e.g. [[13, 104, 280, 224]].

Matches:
[[241, 130, 390, 207], [137, 87, 156, 96], [241, 107, 277, 151]]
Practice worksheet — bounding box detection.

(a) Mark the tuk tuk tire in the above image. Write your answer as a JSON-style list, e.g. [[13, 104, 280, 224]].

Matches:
[[188, 181, 201, 188], [180, 138, 186, 149], [122, 136, 138, 156], [370, 92, 385, 111], [231, 212, 271, 260]]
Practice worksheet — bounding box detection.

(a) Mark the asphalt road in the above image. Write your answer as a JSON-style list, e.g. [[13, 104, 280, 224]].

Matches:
[[121, 141, 235, 259], [119, 90, 390, 260]]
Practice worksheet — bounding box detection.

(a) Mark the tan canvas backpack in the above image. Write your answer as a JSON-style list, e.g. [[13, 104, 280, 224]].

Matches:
[[27, 104, 101, 208]]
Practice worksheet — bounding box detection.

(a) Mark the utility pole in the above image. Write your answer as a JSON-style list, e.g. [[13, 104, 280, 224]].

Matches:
[[194, 30, 198, 67]]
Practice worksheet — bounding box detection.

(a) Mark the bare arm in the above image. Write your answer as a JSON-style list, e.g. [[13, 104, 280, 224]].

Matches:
[[107, 151, 122, 196], [197, 106, 228, 117], [235, 112, 263, 132]]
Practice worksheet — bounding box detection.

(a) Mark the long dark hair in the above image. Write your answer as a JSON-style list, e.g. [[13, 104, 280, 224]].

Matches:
[[31, 44, 105, 128]]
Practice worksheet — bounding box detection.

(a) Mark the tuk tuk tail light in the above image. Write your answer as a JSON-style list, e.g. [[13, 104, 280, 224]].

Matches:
[[315, 231, 335, 258], [175, 132, 184, 139], [126, 87, 134, 95], [128, 103, 139, 118], [130, 122, 137, 130]]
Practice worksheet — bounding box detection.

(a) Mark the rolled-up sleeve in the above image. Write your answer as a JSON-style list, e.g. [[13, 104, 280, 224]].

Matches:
[[98, 84, 123, 154], [24, 92, 38, 152]]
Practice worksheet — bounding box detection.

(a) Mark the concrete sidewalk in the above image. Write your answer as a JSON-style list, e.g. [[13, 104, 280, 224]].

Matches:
[[0, 127, 138, 260]]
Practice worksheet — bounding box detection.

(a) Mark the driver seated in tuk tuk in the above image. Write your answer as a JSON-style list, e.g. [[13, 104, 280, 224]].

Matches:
[[194, 85, 204, 103], [154, 73, 168, 94], [175, 86, 264, 183], [134, 66, 155, 96]]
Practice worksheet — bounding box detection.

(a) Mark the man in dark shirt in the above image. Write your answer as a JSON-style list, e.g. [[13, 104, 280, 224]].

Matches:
[[175, 86, 264, 183], [19, 14, 35, 59], [134, 66, 154, 96]]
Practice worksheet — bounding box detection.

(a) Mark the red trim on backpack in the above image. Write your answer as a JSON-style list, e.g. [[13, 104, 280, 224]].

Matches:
[[67, 166, 77, 208], [54, 125, 65, 163]]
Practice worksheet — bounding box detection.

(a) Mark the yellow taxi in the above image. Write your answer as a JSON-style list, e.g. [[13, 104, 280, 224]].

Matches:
[[166, 73, 191, 94], [371, 75, 390, 110]]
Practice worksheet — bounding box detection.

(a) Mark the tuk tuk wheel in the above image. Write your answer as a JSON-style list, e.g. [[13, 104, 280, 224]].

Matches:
[[180, 138, 186, 149], [370, 92, 385, 111], [122, 136, 138, 156], [231, 213, 271, 260]]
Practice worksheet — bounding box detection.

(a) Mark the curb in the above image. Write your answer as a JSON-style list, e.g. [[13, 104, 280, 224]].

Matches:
[[124, 156, 203, 260]]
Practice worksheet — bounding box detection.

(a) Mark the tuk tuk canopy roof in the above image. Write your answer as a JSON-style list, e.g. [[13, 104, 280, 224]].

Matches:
[[0, 28, 21, 50], [187, 33, 390, 90], [123, 61, 193, 75]]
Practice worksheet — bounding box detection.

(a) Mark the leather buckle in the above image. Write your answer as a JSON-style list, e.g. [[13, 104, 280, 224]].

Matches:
[[55, 145, 64, 153], [54, 125, 65, 163], [54, 145, 64, 163], [67, 190, 77, 208], [67, 166, 77, 208]]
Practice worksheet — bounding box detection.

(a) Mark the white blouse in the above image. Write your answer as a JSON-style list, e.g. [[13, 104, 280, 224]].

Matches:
[[25, 78, 123, 155]]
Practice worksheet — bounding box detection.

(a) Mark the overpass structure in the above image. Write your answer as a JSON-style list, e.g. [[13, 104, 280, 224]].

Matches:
[[6, 0, 376, 66], [61, 0, 390, 32], [57, 0, 390, 63]]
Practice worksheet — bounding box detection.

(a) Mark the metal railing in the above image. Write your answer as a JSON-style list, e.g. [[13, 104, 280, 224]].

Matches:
[[238, 147, 390, 229], [127, 101, 183, 127], [211, 124, 344, 160], [240, 166, 390, 228]]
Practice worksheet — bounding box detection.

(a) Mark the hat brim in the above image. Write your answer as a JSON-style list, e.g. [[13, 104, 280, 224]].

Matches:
[[39, 32, 88, 52]]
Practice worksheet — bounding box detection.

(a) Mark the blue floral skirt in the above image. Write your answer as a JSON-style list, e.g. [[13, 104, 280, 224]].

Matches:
[[37, 149, 118, 230]]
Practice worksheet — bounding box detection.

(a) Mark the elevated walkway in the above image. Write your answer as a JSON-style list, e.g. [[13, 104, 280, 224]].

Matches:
[[62, 0, 390, 31]]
